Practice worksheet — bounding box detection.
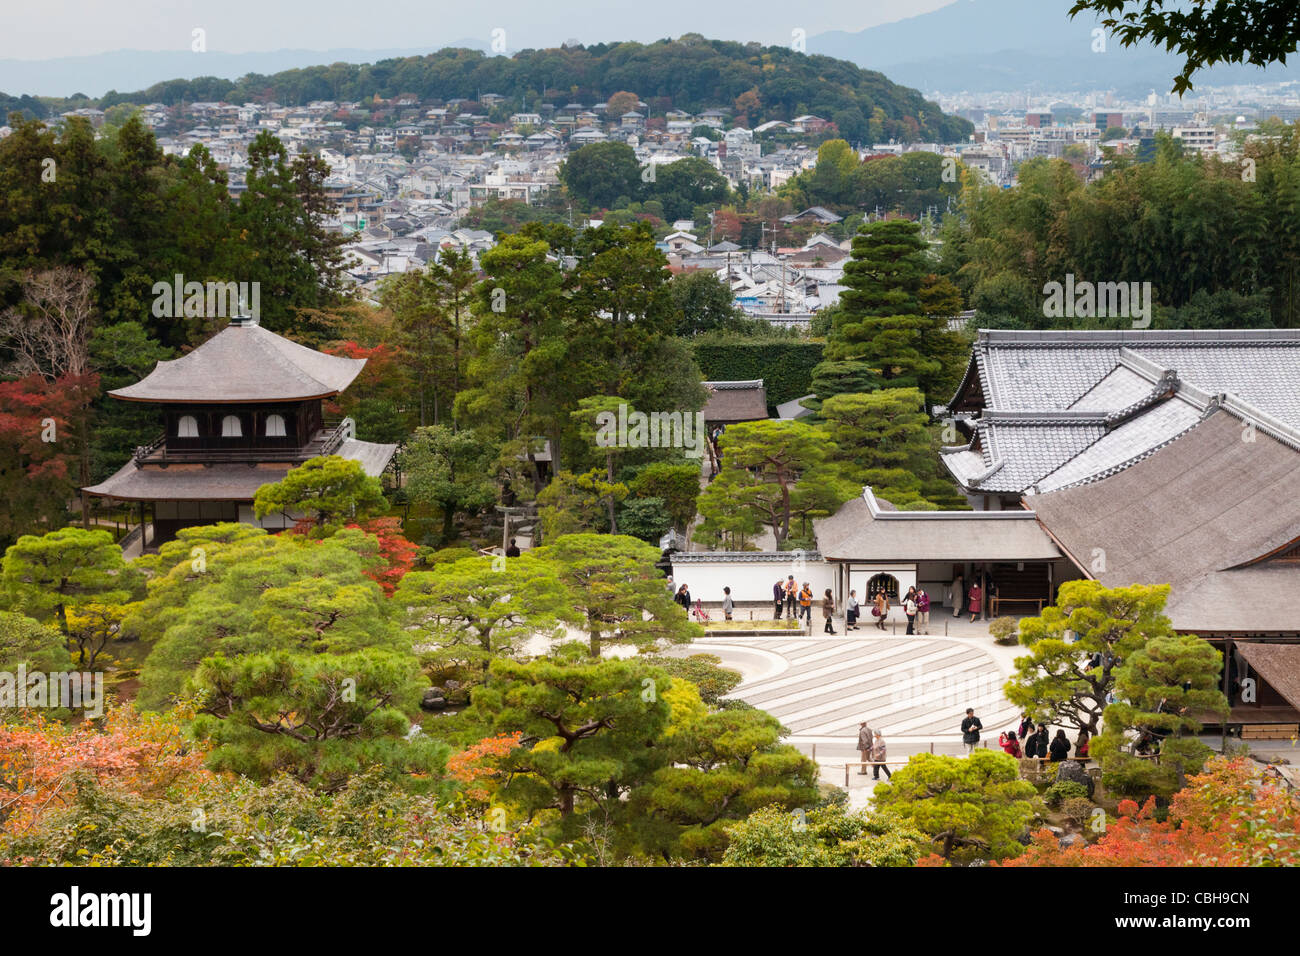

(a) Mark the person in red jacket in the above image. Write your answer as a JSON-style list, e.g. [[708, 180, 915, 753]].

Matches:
[[998, 730, 1022, 758]]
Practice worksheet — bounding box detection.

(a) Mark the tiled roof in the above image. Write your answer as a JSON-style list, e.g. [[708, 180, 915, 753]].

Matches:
[[814, 488, 1060, 562], [1035, 396, 1203, 492], [942, 329, 1300, 494], [702, 380, 768, 423]]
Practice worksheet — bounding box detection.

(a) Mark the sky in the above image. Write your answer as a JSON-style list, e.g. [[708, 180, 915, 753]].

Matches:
[[4, 0, 959, 60]]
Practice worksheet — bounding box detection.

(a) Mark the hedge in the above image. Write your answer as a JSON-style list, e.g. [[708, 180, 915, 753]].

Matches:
[[690, 336, 824, 410]]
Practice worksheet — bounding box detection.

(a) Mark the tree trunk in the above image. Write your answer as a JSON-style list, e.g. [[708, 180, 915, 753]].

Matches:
[[589, 625, 602, 659]]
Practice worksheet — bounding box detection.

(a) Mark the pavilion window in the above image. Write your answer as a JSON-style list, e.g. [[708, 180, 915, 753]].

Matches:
[[221, 415, 243, 438], [264, 413, 287, 437], [177, 415, 200, 438]]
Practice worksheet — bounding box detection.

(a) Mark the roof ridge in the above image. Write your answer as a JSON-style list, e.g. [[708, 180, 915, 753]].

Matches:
[[977, 328, 1300, 345]]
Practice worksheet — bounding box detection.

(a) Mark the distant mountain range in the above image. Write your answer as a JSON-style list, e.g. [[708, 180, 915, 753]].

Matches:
[[0, 45, 484, 99], [4, 0, 1298, 103], [809, 0, 1299, 96]]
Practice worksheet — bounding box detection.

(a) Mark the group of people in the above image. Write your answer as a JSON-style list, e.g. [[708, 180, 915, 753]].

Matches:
[[843, 585, 933, 633], [855, 720, 892, 780], [771, 576, 840, 633], [998, 714, 1091, 762]]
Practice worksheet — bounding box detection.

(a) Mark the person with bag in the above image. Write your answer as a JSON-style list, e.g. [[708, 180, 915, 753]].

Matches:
[[999, 730, 1022, 758], [872, 591, 889, 630], [846, 590, 860, 631], [915, 588, 931, 634], [902, 586, 918, 635], [1049, 729, 1071, 763]]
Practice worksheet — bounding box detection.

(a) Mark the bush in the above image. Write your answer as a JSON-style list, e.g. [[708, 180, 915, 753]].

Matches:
[[691, 335, 824, 408], [1063, 797, 1095, 826], [1043, 781, 1089, 809], [988, 616, 1019, 645]]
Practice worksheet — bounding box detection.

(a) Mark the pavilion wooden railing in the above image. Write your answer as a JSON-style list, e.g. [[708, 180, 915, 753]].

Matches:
[[131, 418, 355, 466]]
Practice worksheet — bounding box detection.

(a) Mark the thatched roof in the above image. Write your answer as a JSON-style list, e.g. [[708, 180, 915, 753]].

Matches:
[[110, 324, 367, 403], [1236, 643, 1300, 710]]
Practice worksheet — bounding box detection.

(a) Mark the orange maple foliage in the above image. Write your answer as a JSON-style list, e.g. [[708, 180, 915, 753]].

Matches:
[[446, 733, 523, 802], [0, 704, 214, 837], [1003, 758, 1300, 867]]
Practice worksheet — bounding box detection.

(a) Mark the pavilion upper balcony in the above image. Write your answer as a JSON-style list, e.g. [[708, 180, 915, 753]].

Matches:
[[132, 418, 354, 467]]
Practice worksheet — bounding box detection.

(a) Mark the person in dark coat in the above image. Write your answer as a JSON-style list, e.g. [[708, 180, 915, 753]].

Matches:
[[1048, 729, 1071, 762], [960, 708, 983, 754], [674, 584, 691, 609], [773, 580, 786, 620], [1023, 724, 1042, 759], [821, 589, 836, 634], [1030, 725, 1049, 760]]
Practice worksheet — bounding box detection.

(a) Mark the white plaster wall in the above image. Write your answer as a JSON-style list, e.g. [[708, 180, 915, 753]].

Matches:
[[669, 557, 835, 604]]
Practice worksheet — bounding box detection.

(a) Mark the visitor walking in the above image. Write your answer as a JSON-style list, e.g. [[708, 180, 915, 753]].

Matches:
[[822, 588, 836, 634], [846, 590, 860, 631], [872, 591, 889, 630], [967, 581, 983, 623], [903, 586, 918, 635], [784, 576, 798, 618], [856, 720, 874, 775], [915, 587, 930, 635], [798, 582, 813, 625], [871, 732, 891, 780], [773, 580, 785, 620], [961, 708, 983, 755], [1048, 729, 1071, 763], [674, 584, 691, 609], [722, 586, 734, 621], [1075, 729, 1091, 761], [951, 571, 963, 617]]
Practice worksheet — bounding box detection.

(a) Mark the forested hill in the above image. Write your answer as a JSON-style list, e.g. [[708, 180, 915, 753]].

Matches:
[[98, 37, 973, 143]]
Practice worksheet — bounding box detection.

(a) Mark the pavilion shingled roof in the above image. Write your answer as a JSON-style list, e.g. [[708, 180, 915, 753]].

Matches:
[[110, 324, 367, 403]]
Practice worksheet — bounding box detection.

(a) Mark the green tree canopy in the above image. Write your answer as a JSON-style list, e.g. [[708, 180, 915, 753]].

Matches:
[[534, 533, 701, 657], [253, 455, 388, 535], [872, 751, 1036, 861]]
